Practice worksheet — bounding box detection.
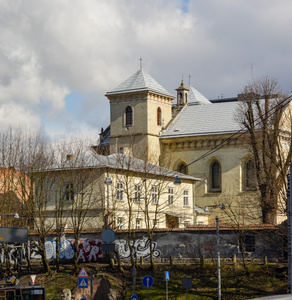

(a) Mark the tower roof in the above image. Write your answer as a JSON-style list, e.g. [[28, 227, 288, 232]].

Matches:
[[106, 68, 173, 97], [187, 85, 211, 105]]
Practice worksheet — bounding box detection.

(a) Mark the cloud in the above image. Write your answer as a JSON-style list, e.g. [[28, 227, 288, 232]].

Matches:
[[0, 0, 291, 140]]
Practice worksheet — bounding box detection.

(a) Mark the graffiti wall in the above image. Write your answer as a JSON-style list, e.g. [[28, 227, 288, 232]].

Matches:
[[115, 236, 160, 259], [0, 235, 160, 263]]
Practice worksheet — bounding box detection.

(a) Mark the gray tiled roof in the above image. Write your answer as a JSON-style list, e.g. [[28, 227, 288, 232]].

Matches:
[[106, 68, 174, 97], [161, 101, 243, 138], [39, 151, 200, 182], [187, 85, 211, 105], [95, 153, 200, 181]]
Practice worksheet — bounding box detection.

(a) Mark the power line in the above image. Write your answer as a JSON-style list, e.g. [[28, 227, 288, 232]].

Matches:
[[187, 93, 292, 167]]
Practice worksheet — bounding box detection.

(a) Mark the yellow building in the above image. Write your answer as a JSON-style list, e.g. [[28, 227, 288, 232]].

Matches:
[[34, 150, 207, 230], [101, 66, 291, 225]]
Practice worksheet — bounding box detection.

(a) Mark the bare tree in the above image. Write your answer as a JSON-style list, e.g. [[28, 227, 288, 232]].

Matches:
[[0, 127, 54, 274], [51, 140, 104, 275], [236, 77, 292, 224], [103, 150, 192, 270]]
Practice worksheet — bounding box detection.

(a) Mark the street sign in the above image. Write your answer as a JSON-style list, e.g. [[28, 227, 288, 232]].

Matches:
[[80, 298, 87, 300], [78, 267, 89, 278], [165, 271, 170, 281], [182, 277, 192, 289], [131, 295, 137, 300], [142, 275, 154, 288], [101, 244, 115, 251], [30, 275, 36, 285], [0, 227, 28, 243], [78, 277, 89, 289], [101, 228, 115, 243], [8, 276, 19, 286]]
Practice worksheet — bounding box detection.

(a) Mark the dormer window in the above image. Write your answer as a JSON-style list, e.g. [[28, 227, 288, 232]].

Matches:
[[157, 107, 162, 126], [125, 106, 133, 126]]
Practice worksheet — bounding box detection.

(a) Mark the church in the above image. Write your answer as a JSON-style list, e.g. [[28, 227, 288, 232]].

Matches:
[[98, 65, 287, 225]]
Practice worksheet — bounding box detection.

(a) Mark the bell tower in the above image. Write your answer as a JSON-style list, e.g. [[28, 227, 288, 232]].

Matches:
[[105, 67, 175, 163], [176, 80, 189, 106]]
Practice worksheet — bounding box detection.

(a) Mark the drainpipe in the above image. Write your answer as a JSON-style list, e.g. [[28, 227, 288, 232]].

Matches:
[[193, 182, 197, 225]]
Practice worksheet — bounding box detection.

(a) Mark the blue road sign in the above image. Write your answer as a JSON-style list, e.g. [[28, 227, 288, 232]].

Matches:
[[165, 271, 170, 281], [142, 275, 154, 288], [131, 295, 138, 300], [80, 298, 87, 300], [78, 277, 89, 289]]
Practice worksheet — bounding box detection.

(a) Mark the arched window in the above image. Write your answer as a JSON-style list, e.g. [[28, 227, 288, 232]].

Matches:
[[246, 160, 256, 189], [178, 163, 187, 174], [157, 107, 162, 126], [125, 106, 133, 126], [211, 161, 221, 191]]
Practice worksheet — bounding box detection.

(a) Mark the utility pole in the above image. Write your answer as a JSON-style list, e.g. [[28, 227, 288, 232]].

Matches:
[[288, 164, 292, 293], [216, 216, 221, 300]]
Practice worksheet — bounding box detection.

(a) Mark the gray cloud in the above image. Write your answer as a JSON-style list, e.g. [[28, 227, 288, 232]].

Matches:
[[0, 0, 291, 140]]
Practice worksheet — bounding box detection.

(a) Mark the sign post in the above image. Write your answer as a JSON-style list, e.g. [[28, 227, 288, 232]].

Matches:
[[165, 271, 170, 300], [78, 267, 89, 299], [30, 275, 37, 285], [142, 275, 153, 300], [182, 277, 192, 300]]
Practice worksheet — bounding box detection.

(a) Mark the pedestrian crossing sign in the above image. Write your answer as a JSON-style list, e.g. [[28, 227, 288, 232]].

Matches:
[[165, 271, 170, 281], [78, 277, 89, 289]]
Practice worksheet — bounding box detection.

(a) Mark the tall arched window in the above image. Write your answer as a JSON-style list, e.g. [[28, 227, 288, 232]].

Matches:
[[157, 107, 162, 126], [178, 163, 187, 174], [125, 106, 133, 126], [211, 161, 221, 191], [246, 160, 256, 189]]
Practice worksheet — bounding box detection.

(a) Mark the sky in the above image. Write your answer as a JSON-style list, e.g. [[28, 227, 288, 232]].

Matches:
[[0, 0, 291, 144]]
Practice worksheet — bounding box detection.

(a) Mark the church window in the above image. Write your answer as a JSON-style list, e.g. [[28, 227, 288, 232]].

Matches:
[[157, 107, 162, 126], [245, 160, 256, 190], [178, 163, 187, 174], [211, 161, 221, 192], [125, 106, 133, 126]]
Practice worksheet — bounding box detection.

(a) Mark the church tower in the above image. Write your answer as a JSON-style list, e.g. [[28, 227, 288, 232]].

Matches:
[[176, 80, 189, 106], [105, 66, 175, 163]]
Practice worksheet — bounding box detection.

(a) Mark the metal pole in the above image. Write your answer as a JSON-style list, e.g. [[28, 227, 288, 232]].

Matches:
[[216, 216, 221, 300], [288, 164, 292, 293], [105, 172, 110, 228], [166, 280, 168, 300]]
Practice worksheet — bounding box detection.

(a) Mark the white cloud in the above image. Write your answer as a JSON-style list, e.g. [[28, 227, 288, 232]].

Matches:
[[0, 0, 291, 140]]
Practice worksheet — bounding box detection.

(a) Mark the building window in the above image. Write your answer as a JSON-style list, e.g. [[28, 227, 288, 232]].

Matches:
[[125, 106, 133, 126], [135, 185, 141, 203], [245, 160, 256, 190], [152, 185, 158, 204], [184, 221, 189, 228], [183, 190, 189, 206], [153, 219, 157, 228], [117, 217, 123, 230], [116, 182, 123, 201], [136, 218, 141, 229], [168, 188, 174, 205], [178, 163, 187, 174], [65, 183, 74, 202], [157, 107, 162, 126], [211, 161, 221, 192]]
